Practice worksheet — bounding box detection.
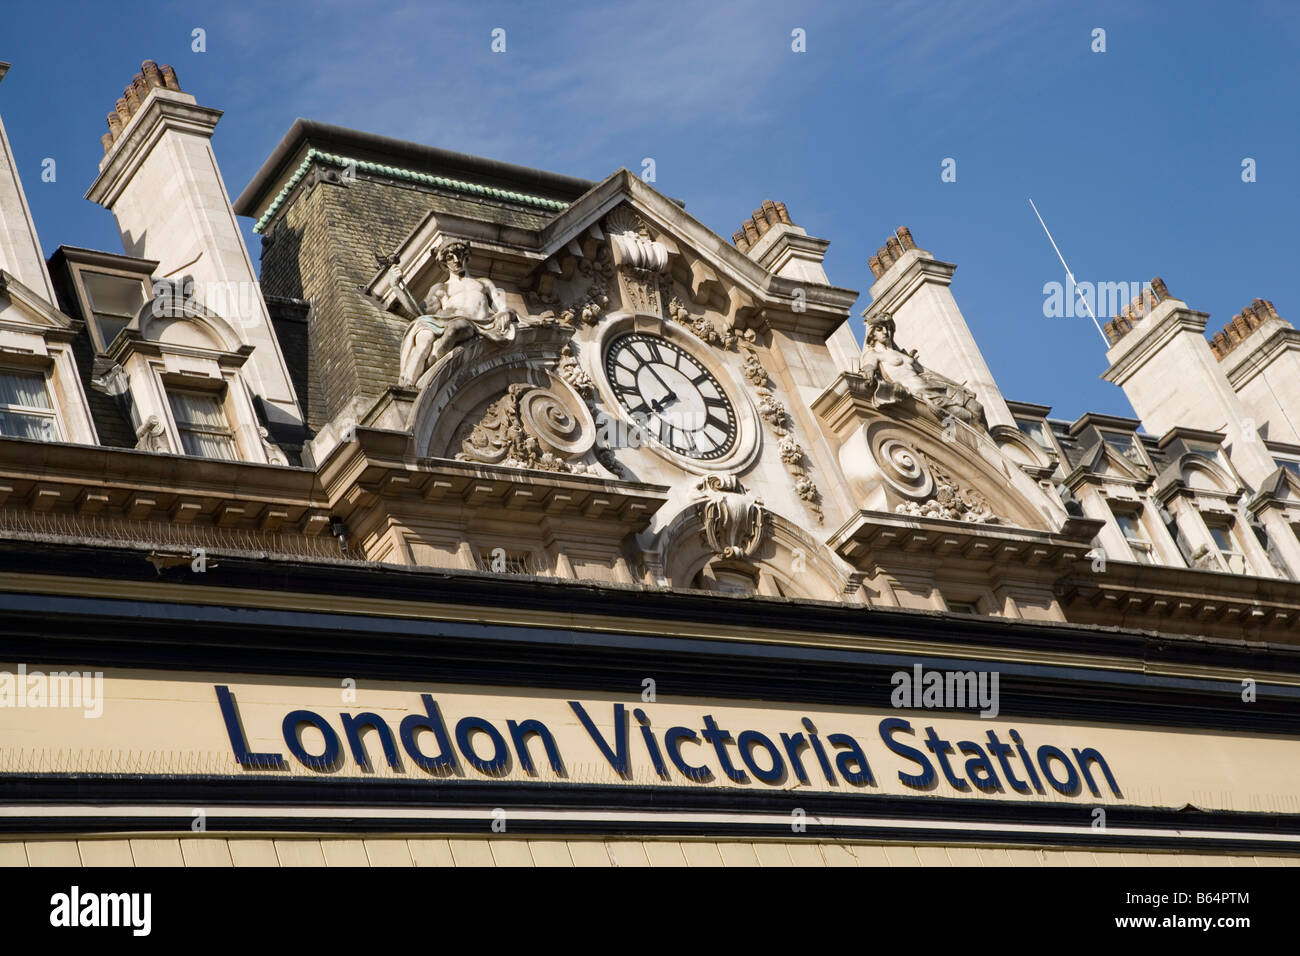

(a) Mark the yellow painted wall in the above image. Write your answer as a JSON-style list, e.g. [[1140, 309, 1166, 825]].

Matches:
[[2, 836, 1296, 867]]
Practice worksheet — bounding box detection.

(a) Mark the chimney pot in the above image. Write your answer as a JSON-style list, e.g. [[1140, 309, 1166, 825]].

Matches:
[[159, 64, 180, 91], [774, 201, 791, 225], [885, 237, 903, 260], [141, 61, 163, 89], [897, 226, 916, 250], [732, 229, 749, 252], [1151, 277, 1170, 300], [868, 255, 884, 278], [122, 84, 140, 116], [742, 219, 760, 244], [752, 210, 772, 236], [100, 132, 115, 154]]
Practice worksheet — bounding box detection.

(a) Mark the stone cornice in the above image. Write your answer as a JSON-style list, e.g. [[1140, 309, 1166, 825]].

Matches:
[[1056, 560, 1300, 638], [319, 425, 670, 530], [829, 510, 1101, 576], [85, 90, 220, 208], [0, 436, 329, 540]]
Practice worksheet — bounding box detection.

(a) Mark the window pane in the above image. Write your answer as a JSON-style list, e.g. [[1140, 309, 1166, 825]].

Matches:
[[1016, 418, 1051, 449], [81, 271, 145, 316], [1115, 514, 1140, 538], [179, 429, 235, 460], [0, 371, 51, 409], [0, 410, 56, 440], [1208, 525, 1235, 552], [169, 391, 226, 427], [93, 313, 131, 348]]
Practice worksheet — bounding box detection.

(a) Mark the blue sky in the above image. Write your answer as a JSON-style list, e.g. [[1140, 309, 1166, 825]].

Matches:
[[2, 0, 1296, 421]]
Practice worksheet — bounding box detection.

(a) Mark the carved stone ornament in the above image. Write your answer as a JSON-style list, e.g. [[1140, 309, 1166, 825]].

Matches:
[[135, 415, 170, 453], [258, 426, 289, 466], [892, 453, 998, 524], [667, 296, 755, 351], [860, 312, 989, 432], [736, 345, 823, 522], [456, 383, 596, 474], [696, 474, 769, 560], [391, 240, 543, 388], [605, 207, 670, 316]]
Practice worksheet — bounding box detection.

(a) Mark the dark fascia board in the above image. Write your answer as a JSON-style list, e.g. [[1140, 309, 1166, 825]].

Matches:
[[1068, 411, 1144, 438], [1156, 424, 1227, 451], [1005, 399, 1052, 418], [3, 536, 1300, 674], [48, 245, 159, 278], [234, 118, 597, 219]]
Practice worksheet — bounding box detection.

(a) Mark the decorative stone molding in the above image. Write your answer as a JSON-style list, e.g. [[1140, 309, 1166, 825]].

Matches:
[[605, 207, 670, 316], [695, 474, 769, 560], [739, 345, 823, 522], [555, 343, 594, 397], [456, 382, 596, 474], [666, 296, 755, 351], [893, 455, 998, 524]]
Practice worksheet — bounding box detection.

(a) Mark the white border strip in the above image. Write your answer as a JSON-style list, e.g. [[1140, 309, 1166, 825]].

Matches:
[[2, 804, 1297, 845]]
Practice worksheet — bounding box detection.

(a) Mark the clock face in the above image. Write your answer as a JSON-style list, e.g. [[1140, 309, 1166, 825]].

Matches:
[[604, 332, 737, 460]]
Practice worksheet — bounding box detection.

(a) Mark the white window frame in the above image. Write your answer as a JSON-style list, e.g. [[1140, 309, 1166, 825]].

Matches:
[[165, 384, 237, 461], [68, 263, 151, 353], [0, 365, 63, 442]]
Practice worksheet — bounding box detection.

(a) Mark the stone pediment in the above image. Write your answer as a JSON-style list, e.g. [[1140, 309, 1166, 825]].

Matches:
[[1077, 441, 1150, 483], [363, 170, 857, 340], [0, 270, 79, 335]]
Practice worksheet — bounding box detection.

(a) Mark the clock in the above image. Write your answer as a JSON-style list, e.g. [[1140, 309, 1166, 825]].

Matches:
[[603, 332, 737, 461]]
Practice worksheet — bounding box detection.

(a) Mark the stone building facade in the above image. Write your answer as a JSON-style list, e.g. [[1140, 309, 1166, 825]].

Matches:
[[0, 61, 1297, 867]]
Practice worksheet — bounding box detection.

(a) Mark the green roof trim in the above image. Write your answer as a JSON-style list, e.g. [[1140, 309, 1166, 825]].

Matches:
[[252, 149, 570, 233]]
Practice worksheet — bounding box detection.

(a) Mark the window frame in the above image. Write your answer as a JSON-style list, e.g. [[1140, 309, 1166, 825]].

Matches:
[[164, 383, 237, 461], [1111, 506, 1155, 565], [68, 263, 151, 353], [0, 365, 62, 443]]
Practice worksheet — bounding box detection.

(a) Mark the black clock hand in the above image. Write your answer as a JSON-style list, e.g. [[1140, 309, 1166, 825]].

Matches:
[[643, 362, 677, 404]]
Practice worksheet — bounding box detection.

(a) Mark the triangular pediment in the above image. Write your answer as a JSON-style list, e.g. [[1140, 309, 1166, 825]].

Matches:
[[0, 270, 78, 332], [1079, 440, 1149, 482], [364, 170, 857, 337]]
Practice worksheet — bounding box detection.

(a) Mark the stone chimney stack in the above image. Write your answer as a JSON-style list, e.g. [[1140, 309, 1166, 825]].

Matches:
[[731, 200, 832, 285], [1101, 280, 1279, 486], [1206, 298, 1300, 446], [0, 63, 58, 305], [861, 226, 1014, 429], [85, 61, 303, 435]]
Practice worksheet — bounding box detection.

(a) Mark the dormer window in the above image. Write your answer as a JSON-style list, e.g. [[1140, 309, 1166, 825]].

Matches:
[[1015, 417, 1053, 451], [0, 368, 59, 441], [167, 388, 235, 460], [1206, 520, 1246, 574], [1187, 443, 1228, 471], [75, 270, 148, 352], [1112, 509, 1154, 564]]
